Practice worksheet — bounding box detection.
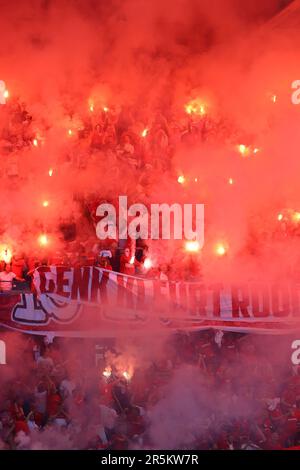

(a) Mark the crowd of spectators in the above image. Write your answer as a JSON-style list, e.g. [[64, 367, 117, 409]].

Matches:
[[0, 95, 299, 291], [0, 330, 299, 450], [0, 96, 221, 289], [0, 97, 300, 450], [0, 239, 171, 293]]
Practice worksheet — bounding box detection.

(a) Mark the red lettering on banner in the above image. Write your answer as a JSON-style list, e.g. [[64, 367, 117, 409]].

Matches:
[[136, 278, 146, 310], [25, 267, 300, 335], [291, 284, 300, 317], [38, 266, 55, 294], [251, 285, 270, 317], [116, 274, 126, 306], [71, 267, 90, 301], [168, 281, 177, 305], [271, 283, 290, 317], [189, 283, 207, 316], [231, 285, 250, 318], [56, 267, 71, 298], [178, 282, 188, 310], [153, 280, 162, 307], [90, 268, 109, 304], [116, 273, 139, 309], [153, 279, 172, 313], [124, 276, 134, 309], [212, 284, 222, 317]]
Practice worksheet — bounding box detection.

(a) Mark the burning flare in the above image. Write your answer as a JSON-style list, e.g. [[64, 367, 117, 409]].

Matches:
[[184, 99, 206, 116], [238, 144, 250, 156], [185, 240, 200, 252], [102, 366, 112, 379], [215, 243, 227, 256], [293, 212, 300, 222], [143, 258, 152, 269], [0, 247, 12, 264], [122, 371, 132, 381], [38, 234, 49, 247]]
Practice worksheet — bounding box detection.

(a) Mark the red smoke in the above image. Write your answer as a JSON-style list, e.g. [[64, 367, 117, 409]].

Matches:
[[0, 0, 298, 282]]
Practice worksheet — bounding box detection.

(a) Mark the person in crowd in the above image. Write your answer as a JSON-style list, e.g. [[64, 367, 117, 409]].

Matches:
[[0, 329, 299, 449], [90, 124, 104, 150], [96, 251, 113, 271], [119, 247, 135, 276], [0, 263, 24, 291], [11, 253, 26, 279]]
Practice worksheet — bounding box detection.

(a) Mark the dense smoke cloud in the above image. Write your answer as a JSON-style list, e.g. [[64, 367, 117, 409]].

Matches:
[[0, 0, 290, 101], [0, 330, 297, 449], [0, 0, 299, 281], [1, 0, 300, 453]]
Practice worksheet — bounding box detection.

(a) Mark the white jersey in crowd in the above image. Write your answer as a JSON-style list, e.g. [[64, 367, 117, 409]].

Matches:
[[0, 271, 16, 291]]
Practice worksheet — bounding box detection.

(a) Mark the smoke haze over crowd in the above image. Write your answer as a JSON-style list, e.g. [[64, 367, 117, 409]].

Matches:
[[0, 0, 299, 284]]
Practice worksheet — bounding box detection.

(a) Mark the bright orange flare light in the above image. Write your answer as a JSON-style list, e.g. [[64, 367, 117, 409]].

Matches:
[[141, 128, 148, 138], [293, 212, 300, 222], [0, 248, 12, 264], [238, 144, 249, 156], [185, 240, 200, 253], [215, 243, 227, 256], [102, 367, 112, 379], [48, 168, 53, 177], [122, 371, 131, 381], [177, 175, 185, 184], [184, 99, 206, 116], [143, 258, 152, 269], [38, 234, 48, 247], [42, 200, 49, 208]]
